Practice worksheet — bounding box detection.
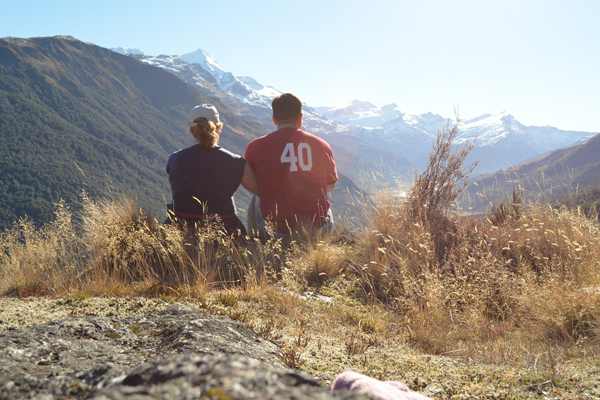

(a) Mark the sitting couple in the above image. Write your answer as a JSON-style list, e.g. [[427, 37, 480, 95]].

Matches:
[[166, 93, 338, 241]]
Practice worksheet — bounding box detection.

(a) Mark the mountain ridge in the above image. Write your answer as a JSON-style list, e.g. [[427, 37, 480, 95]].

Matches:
[[0, 36, 269, 231], [113, 47, 413, 183], [317, 101, 595, 173], [112, 46, 597, 177], [466, 132, 600, 212]]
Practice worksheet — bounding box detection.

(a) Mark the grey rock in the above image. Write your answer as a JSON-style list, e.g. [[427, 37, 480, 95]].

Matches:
[[93, 354, 378, 400], [0, 304, 378, 399]]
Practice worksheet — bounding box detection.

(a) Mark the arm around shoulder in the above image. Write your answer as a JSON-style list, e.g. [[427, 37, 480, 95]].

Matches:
[[241, 162, 260, 196]]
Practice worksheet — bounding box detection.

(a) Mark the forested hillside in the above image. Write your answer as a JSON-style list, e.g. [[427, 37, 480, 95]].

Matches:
[[0, 36, 268, 231]]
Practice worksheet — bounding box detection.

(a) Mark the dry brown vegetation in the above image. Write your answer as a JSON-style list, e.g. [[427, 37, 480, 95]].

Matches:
[[2, 120, 600, 398]]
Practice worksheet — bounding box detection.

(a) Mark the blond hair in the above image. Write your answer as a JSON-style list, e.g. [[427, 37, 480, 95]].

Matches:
[[191, 117, 222, 148]]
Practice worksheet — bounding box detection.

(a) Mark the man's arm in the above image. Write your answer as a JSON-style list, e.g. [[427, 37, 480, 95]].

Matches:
[[241, 162, 260, 196], [325, 143, 338, 193]]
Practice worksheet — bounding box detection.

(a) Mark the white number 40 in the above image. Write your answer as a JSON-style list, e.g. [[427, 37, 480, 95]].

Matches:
[[280, 143, 313, 171]]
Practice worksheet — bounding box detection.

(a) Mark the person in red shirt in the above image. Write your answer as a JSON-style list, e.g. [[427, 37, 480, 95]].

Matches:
[[245, 93, 338, 239]]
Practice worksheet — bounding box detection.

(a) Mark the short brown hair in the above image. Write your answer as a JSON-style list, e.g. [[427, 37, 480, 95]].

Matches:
[[272, 93, 302, 123]]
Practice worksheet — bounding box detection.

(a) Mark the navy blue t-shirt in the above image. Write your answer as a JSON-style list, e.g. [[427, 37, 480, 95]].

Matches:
[[166, 145, 246, 216]]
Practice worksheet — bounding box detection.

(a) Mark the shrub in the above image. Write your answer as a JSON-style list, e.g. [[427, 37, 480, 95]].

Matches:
[[0, 193, 289, 296], [354, 114, 600, 364], [488, 186, 523, 226]]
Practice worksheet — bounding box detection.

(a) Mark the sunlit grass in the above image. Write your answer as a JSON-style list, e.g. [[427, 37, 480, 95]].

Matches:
[[1, 120, 599, 394]]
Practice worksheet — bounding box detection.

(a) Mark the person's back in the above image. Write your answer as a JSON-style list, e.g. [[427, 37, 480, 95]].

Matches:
[[167, 144, 245, 216], [166, 104, 259, 237], [245, 93, 338, 234]]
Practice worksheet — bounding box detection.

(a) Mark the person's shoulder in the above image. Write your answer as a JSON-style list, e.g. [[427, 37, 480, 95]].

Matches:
[[299, 130, 332, 147], [171, 145, 190, 155], [215, 146, 243, 160], [169, 145, 195, 159], [168, 149, 180, 161], [247, 131, 276, 151], [250, 130, 278, 143], [298, 129, 319, 139], [248, 135, 262, 146]]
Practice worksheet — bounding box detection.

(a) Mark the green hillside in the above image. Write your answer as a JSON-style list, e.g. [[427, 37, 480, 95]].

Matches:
[[0, 36, 268, 231]]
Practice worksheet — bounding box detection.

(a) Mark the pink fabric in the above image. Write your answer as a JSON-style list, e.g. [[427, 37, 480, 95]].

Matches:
[[331, 371, 433, 400]]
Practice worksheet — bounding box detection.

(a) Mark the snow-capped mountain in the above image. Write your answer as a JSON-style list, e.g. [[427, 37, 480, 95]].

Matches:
[[180, 49, 279, 101], [111, 47, 144, 55], [131, 54, 220, 93], [320, 101, 594, 172], [109, 47, 410, 181], [315, 101, 404, 127], [181, 49, 280, 110], [180, 49, 225, 79], [120, 47, 351, 137], [456, 112, 590, 150], [457, 113, 593, 171], [111, 46, 596, 176]]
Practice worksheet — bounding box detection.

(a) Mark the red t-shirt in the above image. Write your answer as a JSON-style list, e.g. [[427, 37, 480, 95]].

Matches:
[[245, 128, 338, 231]]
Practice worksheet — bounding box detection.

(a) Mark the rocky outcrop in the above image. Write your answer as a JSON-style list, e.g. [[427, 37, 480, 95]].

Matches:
[[93, 354, 377, 399], [0, 304, 378, 399]]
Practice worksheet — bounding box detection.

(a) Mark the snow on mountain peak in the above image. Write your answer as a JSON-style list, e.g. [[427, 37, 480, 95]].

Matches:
[[381, 103, 399, 113], [111, 47, 144, 55], [141, 55, 190, 73], [236, 76, 281, 98], [315, 101, 403, 128], [316, 101, 446, 131], [112, 45, 596, 176], [381, 109, 445, 138], [348, 100, 377, 111], [181, 49, 226, 80], [236, 76, 262, 90]]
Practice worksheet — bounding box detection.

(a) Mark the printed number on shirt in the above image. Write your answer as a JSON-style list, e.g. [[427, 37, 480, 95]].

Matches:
[[280, 143, 313, 171]]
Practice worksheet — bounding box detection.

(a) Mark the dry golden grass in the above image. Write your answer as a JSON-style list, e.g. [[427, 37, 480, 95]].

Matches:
[[349, 119, 600, 374], [1, 120, 600, 397], [0, 192, 288, 298]]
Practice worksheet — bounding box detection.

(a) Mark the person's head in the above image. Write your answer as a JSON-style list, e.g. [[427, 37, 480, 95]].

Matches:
[[188, 104, 223, 148], [272, 93, 303, 127]]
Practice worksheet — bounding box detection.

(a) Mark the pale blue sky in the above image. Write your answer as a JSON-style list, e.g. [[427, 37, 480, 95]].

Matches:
[[1, 0, 599, 132]]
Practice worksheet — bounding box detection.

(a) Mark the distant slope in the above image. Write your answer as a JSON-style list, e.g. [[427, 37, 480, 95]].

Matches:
[[557, 186, 600, 216], [466, 133, 600, 212], [0, 36, 268, 231]]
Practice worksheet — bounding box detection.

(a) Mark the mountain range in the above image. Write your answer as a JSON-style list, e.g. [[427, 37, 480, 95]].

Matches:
[[0, 36, 368, 231], [114, 46, 598, 215], [116, 49, 413, 183], [0, 36, 268, 231], [0, 35, 596, 230], [466, 129, 600, 212], [316, 101, 595, 173], [113, 48, 597, 177]]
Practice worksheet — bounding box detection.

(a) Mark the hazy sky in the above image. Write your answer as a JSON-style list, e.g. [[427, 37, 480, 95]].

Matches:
[[1, 0, 599, 132]]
